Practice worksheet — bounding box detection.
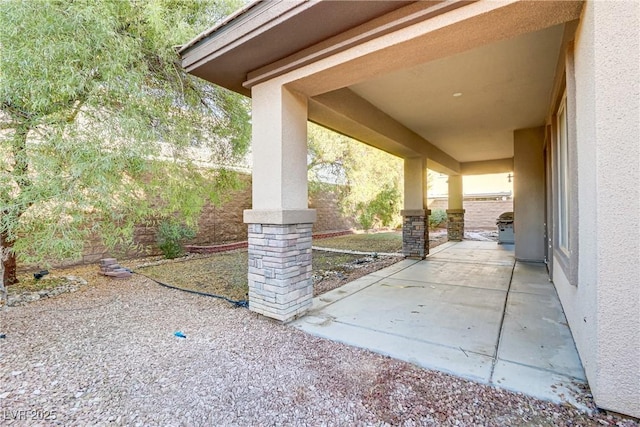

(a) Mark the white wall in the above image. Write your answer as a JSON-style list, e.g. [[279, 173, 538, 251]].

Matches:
[[555, 0, 640, 417]]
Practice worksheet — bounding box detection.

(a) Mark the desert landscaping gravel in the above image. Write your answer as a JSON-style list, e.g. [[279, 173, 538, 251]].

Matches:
[[1, 275, 638, 426]]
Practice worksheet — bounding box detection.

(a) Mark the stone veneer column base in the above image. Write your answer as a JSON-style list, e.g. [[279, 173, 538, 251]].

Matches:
[[247, 223, 313, 322], [447, 209, 465, 241], [401, 209, 430, 259]]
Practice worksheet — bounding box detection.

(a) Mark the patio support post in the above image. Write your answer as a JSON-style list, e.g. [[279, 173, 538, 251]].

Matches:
[[401, 157, 429, 259], [447, 175, 465, 241], [243, 83, 316, 322], [513, 127, 545, 261]]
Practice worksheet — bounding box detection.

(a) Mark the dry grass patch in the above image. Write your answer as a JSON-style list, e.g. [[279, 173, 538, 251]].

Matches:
[[314, 232, 402, 253], [136, 250, 372, 301], [137, 250, 249, 301], [7, 233, 406, 306]]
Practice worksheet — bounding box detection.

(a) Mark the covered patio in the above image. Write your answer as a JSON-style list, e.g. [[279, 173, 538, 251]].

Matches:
[[179, 0, 586, 406], [293, 241, 587, 407], [179, 0, 583, 322], [179, 0, 639, 417]]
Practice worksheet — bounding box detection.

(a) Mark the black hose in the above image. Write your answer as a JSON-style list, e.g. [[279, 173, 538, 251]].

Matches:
[[134, 271, 249, 308]]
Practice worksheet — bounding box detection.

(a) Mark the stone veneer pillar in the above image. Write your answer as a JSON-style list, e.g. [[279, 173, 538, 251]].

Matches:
[[401, 209, 430, 259], [246, 83, 315, 322], [247, 223, 313, 322], [446, 209, 465, 241], [447, 174, 464, 242]]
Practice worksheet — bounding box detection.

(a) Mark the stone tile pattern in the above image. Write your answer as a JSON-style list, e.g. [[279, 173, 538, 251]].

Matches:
[[402, 215, 429, 259], [247, 223, 313, 322], [447, 209, 465, 241]]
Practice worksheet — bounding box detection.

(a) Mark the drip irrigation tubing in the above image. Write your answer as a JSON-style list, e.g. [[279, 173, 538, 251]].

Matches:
[[134, 271, 249, 308]]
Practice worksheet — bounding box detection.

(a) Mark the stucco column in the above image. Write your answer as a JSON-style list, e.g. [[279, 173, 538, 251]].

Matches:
[[401, 157, 429, 258], [513, 127, 545, 261], [244, 83, 316, 322], [447, 175, 465, 241]]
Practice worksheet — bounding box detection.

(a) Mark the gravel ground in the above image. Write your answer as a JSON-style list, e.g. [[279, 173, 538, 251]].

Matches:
[[1, 277, 638, 426], [313, 255, 402, 296]]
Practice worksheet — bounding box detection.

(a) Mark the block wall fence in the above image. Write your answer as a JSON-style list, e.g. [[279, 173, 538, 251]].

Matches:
[[70, 175, 513, 267], [77, 174, 356, 265], [427, 198, 513, 230]]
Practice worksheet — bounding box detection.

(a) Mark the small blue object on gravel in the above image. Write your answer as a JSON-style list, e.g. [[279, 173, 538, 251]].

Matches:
[[174, 331, 187, 339]]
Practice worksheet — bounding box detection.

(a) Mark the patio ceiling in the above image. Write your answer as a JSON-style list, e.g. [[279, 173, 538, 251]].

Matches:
[[180, 1, 581, 171], [349, 24, 565, 163]]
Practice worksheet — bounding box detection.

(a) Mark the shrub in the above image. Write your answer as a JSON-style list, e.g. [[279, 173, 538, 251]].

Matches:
[[429, 209, 448, 230], [356, 185, 401, 230], [356, 204, 375, 230], [156, 220, 196, 259]]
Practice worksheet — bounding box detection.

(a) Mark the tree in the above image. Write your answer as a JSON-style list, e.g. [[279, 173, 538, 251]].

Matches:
[[307, 123, 404, 230], [0, 0, 250, 290]]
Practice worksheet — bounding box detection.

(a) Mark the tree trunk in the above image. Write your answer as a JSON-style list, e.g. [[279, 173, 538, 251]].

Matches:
[[0, 233, 18, 286], [1, 123, 31, 287]]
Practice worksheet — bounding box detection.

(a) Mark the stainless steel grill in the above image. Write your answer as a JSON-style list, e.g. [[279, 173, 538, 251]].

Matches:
[[496, 212, 514, 244]]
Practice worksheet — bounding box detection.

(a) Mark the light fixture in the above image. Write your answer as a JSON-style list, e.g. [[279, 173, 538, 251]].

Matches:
[[452, 92, 463, 97]]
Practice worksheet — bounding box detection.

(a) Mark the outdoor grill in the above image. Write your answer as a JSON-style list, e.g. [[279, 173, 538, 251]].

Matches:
[[496, 212, 514, 244]]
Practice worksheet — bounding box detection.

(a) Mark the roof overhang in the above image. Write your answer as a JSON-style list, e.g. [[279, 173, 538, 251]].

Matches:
[[180, 0, 417, 97], [180, 1, 584, 171]]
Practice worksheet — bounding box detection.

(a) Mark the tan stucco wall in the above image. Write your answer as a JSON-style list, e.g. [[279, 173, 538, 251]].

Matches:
[[447, 175, 463, 210], [513, 127, 546, 262], [403, 157, 427, 210], [244, 83, 316, 225], [554, 1, 640, 417], [250, 83, 308, 210]]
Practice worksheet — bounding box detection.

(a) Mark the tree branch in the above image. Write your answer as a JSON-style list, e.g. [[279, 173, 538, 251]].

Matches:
[[1, 101, 33, 121], [66, 98, 86, 123], [12, 124, 34, 206]]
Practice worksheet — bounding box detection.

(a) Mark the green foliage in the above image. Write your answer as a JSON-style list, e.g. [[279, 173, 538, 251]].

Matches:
[[156, 220, 196, 259], [355, 205, 375, 231], [356, 185, 401, 230], [429, 209, 448, 229], [0, 0, 250, 278], [307, 123, 403, 230]]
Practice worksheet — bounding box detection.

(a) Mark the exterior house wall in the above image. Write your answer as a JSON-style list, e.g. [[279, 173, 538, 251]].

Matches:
[[553, 1, 640, 417]]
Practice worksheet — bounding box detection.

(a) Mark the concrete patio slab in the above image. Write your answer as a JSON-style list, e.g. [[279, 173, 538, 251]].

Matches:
[[428, 246, 515, 266], [510, 262, 556, 295], [389, 260, 513, 291], [498, 285, 586, 380], [312, 260, 420, 312], [447, 241, 515, 251], [292, 241, 589, 409], [368, 259, 420, 277], [312, 276, 507, 356], [312, 275, 384, 312], [297, 313, 496, 383], [492, 360, 587, 409]]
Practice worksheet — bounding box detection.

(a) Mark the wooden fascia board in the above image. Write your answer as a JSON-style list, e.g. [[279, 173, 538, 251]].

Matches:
[[181, 1, 308, 73], [244, 1, 470, 90]]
